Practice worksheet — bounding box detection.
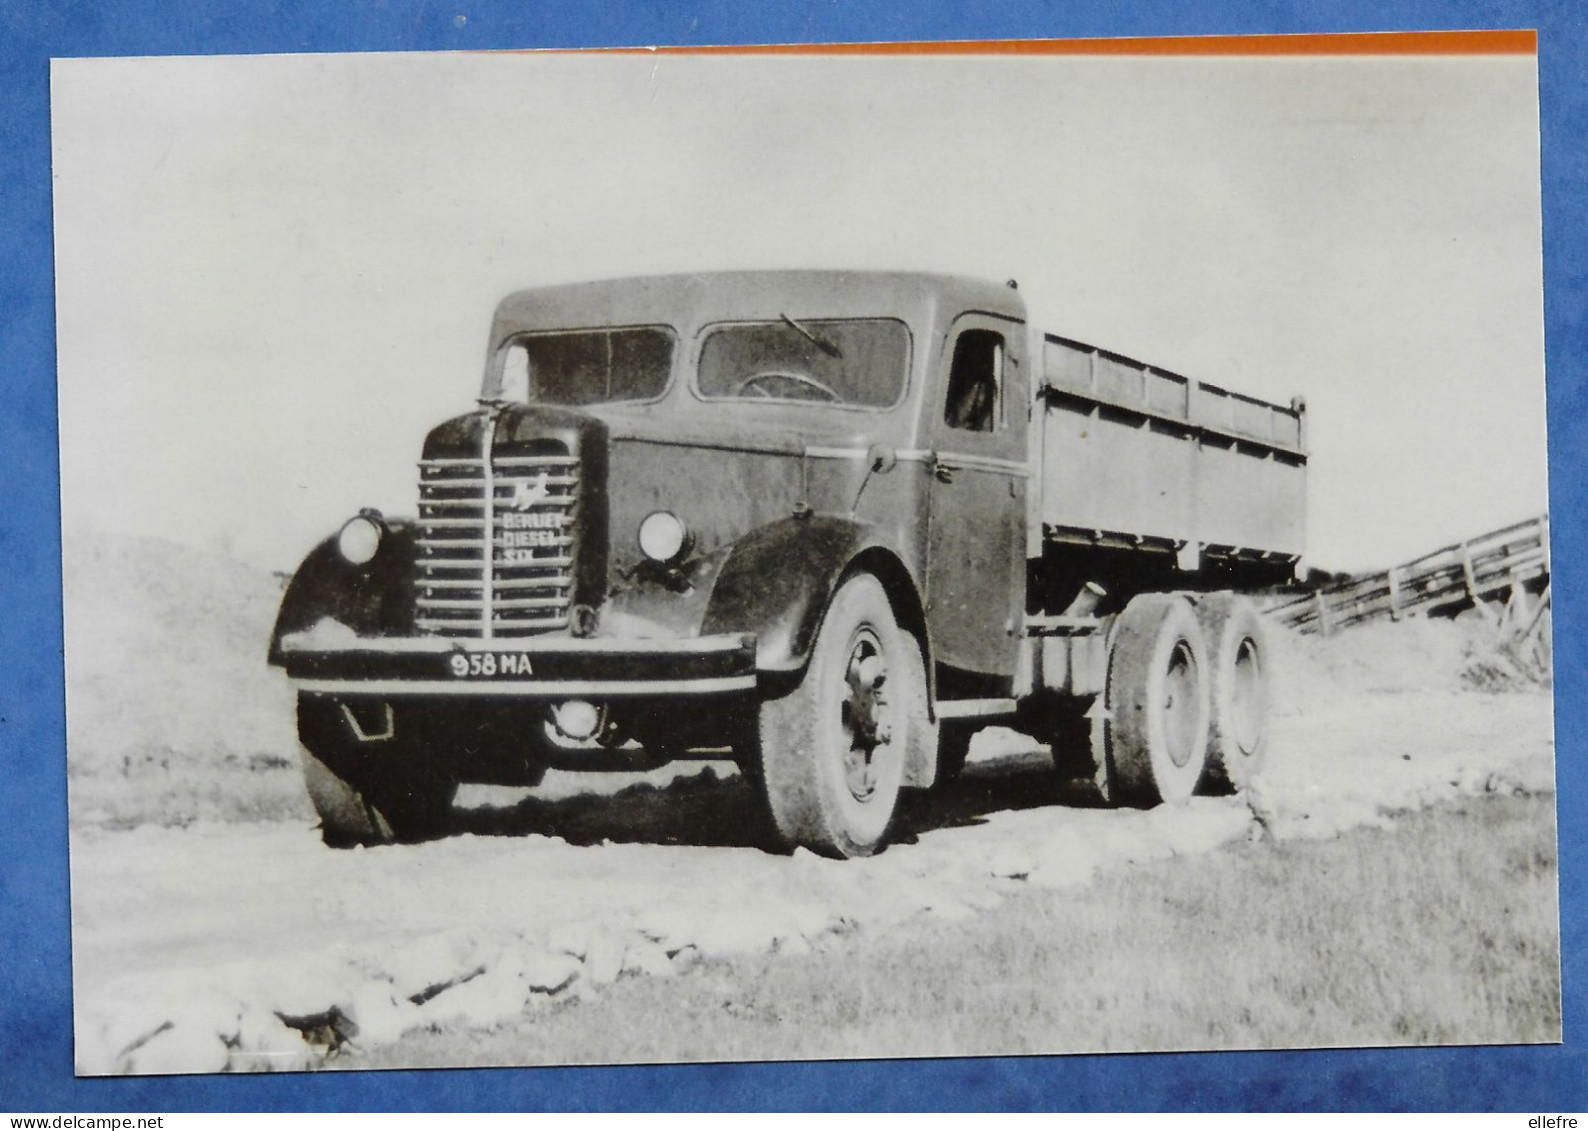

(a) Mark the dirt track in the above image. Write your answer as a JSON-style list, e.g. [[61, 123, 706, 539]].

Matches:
[[70, 677, 1554, 1074]]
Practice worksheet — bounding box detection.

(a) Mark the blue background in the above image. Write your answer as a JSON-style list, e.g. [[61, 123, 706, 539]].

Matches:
[[2, 0, 1582, 1112]]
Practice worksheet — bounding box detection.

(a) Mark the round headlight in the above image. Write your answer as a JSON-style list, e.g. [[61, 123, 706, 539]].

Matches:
[[337, 514, 384, 565], [638, 510, 690, 563], [551, 699, 602, 741]]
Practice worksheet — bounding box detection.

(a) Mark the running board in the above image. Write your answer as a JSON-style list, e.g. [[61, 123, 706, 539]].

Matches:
[[936, 698, 1017, 720]]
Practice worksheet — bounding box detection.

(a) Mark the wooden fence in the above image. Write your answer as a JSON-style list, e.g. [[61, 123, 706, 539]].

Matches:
[[1268, 514, 1550, 635]]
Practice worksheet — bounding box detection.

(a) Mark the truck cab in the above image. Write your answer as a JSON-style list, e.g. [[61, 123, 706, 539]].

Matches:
[[270, 271, 1306, 857]]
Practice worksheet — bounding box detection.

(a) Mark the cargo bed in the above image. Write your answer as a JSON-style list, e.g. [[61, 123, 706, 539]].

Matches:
[[1033, 333, 1308, 563]]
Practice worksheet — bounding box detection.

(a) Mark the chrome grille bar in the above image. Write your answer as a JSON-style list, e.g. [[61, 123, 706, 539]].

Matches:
[[479, 419, 496, 637], [492, 456, 579, 467], [417, 594, 569, 610], [416, 537, 490, 550], [490, 574, 573, 589], [418, 575, 570, 590], [417, 613, 569, 632]]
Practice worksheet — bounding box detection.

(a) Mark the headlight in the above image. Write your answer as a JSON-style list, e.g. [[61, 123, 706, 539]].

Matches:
[[551, 699, 602, 741], [336, 513, 385, 565], [637, 510, 691, 563]]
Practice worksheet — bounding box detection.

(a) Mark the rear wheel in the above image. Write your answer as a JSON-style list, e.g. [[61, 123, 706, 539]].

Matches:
[[1105, 594, 1211, 807], [756, 573, 924, 858], [297, 696, 458, 847], [1192, 594, 1270, 794]]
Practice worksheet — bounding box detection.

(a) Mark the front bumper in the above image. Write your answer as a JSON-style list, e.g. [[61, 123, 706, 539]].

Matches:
[[279, 630, 759, 698]]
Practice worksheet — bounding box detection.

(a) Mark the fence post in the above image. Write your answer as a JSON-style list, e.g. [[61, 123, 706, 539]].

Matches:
[[1458, 539, 1496, 623]]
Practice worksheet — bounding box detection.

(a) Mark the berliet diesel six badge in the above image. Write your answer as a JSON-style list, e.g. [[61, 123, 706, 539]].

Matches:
[[500, 471, 566, 558]]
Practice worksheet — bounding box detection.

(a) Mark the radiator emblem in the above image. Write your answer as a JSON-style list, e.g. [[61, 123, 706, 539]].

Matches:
[[508, 471, 551, 511]]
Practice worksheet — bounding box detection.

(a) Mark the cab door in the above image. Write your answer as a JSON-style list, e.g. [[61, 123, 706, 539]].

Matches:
[[925, 313, 1029, 680]]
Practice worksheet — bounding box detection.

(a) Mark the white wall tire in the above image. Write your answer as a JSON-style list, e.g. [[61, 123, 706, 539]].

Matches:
[[1106, 594, 1211, 807], [756, 573, 923, 857], [1192, 593, 1270, 794]]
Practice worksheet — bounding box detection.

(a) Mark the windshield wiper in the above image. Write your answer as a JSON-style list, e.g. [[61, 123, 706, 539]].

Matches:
[[781, 313, 844, 359]]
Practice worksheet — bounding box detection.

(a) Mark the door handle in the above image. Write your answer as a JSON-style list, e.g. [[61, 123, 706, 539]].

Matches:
[[933, 461, 955, 484]]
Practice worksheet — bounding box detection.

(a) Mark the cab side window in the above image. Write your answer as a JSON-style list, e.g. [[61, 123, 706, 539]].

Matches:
[[944, 329, 1003, 433]]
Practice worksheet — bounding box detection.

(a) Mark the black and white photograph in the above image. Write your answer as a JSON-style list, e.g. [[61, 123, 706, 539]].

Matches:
[[52, 39, 1557, 1075]]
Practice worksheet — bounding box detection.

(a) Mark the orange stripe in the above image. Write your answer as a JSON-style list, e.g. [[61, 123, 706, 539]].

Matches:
[[509, 30, 1534, 57]]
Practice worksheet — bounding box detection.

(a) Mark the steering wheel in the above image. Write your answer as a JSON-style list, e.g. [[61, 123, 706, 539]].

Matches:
[[732, 370, 843, 403]]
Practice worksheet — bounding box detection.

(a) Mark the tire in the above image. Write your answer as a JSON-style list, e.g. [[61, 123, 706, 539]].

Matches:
[[1105, 594, 1211, 807], [1192, 594, 1270, 794], [297, 695, 458, 848], [756, 573, 924, 858], [934, 722, 976, 786]]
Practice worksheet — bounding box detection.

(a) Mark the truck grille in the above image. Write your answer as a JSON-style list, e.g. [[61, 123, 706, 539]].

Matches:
[[414, 443, 579, 638]]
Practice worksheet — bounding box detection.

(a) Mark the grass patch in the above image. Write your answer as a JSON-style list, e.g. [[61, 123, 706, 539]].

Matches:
[[69, 742, 312, 828], [345, 792, 1560, 1068], [64, 528, 306, 829]]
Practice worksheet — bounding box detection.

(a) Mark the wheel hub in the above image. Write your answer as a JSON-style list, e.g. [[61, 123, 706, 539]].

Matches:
[[840, 630, 891, 800], [1163, 640, 1200, 769], [1230, 636, 1264, 756]]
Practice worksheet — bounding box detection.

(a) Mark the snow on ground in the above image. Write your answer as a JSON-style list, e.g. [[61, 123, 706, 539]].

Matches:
[[62, 532, 1557, 1072], [70, 681, 1553, 1073]]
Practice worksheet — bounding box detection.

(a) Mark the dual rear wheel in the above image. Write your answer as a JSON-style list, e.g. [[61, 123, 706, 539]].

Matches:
[[753, 578, 1270, 859], [931, 592, 1271, 807], [1106, 592, 1269, 806]]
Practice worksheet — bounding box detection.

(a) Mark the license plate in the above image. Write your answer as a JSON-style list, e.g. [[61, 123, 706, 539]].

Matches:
[[448, 652, 535, 678]]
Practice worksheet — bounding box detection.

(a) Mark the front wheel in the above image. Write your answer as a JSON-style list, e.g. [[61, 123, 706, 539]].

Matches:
[[755, 573, 925, 858], [297, 696, 458, 848]]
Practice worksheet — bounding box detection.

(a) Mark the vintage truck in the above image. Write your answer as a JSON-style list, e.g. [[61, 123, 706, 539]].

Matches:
[[269, 271, 1307, 857]]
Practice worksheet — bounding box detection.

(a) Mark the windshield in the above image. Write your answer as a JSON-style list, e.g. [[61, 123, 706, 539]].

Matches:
[[696, 318, 910, 408], [490, 326, 675, 406]]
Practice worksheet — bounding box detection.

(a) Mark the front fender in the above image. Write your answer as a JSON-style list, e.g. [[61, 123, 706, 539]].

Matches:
[[699, 515, 918, 675], [267, 519, 419, 666]]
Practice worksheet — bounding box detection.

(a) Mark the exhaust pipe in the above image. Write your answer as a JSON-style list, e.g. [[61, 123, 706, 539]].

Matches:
[[1062, 582, 1107, 619]]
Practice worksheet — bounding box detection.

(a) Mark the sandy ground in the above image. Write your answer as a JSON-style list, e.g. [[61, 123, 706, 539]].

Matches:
[[69, 674, 1555, 1074]]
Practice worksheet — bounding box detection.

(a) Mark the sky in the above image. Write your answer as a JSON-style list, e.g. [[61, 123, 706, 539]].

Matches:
[[51, 47, 1546, 574]]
